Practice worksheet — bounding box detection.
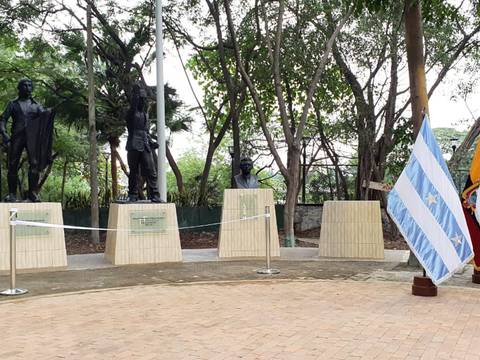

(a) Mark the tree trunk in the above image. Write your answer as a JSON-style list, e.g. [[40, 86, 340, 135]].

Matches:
[[166, 144, 184, 194], [109, 138, 118, 200], [317, 120, 350, 200], [114, 150, 129, 177], [327, 167, 334, 199], [87, 1, 100, 244], [60, 159, 68, 208], [404, 0, 429, 267], [355, 125, 375, 200], [331, 43, 377, 200], [283, 146, 301, 247], [197, 110, 233, 205], [197, 146, 215, 205], [405, 0, 429, 133], [232, 114, 240, 177], [334, 168, 340, 199]]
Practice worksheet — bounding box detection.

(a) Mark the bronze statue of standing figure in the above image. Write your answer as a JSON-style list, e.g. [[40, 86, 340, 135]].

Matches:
[[234, 156, 259, 189], [0, 79, 54, 202], [125, 84, 161, 203]]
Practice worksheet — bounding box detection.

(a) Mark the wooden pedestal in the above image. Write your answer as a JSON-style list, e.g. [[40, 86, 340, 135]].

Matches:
[[218, 189, 279, 258], [105, 203, 182, 265], [319, 201, 384, 259], [412, 276, 438, 297], [0, 202, 67, 271], [472, 269, 480, 284]]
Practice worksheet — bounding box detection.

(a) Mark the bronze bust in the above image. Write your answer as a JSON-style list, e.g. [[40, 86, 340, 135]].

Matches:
[[234, 156, 259, 189]]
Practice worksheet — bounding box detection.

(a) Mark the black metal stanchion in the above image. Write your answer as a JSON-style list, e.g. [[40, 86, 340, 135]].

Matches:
[[1, 208, 28, 296], [257, 206, 279, 275]]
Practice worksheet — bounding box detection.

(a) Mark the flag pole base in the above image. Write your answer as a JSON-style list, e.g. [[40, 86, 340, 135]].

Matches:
[[256, 268, 280, 275], [0, 288, 28, 296], [412, 276, 437, 297], [472, 269, 480, 284]]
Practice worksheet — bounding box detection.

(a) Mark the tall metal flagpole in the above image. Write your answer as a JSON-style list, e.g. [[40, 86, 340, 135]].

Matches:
[[156, 0, 167, 201]]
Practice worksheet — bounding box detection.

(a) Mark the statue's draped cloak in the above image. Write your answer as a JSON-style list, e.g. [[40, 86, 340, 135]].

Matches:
[[27, 109, 55, 171]]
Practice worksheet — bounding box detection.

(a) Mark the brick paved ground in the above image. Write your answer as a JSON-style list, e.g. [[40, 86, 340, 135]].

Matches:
[[2, 280, 480, 359]]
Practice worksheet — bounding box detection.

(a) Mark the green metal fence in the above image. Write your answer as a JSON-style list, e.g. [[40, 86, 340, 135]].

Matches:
[[63, 205, 285, 232]]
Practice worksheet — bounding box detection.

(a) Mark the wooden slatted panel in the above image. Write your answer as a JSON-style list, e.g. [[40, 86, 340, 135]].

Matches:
[[105, 203, 182, 265], [218, 189, 280, 258], [319, 201, 384, 259], [0, 202, 67, 271]]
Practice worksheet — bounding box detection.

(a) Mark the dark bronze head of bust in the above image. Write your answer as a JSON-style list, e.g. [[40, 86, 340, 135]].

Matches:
[[17, 78, 33, 99], [131, 84, 148, 112], [234, 156, 259, 189], [239, 157, 253, 175]]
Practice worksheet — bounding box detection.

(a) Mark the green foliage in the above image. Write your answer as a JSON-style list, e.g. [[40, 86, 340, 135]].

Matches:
[[41, 172, 90, 205], [2, 0, 479, 209], [353, 0, 463, 23], [53, 123, 90, 161], [433, 127, 467, 158], [308, 169, 338, 203], [384, 119, 414, 185], [185, 0, 354, 205], [186, 49, 238, 134], [150, 84, 193, 136], [0, 30, 88, 127], [433, 127, 471, 189], [166, 149, 283, 205], [166, 151, 230, 206], [383, 126, 471, 190], [352, 0, 391, 14], [0, 31, 92, 204], [0, 2, 191, 206], [422, 0, 463, 24]]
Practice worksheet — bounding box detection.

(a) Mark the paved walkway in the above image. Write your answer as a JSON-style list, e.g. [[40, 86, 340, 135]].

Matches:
[[2, 280, 480, 359], [66, 248, 410, 269], [2, 250, 480, 359], [0, 248, 411, 299]]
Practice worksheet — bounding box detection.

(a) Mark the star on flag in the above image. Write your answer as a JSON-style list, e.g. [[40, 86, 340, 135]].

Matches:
[[451, 233, 463, 247], [426, 192, 437, 206]]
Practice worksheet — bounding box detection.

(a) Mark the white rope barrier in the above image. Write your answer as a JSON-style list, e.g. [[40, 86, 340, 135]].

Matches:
[[11, 213, 270, 233]]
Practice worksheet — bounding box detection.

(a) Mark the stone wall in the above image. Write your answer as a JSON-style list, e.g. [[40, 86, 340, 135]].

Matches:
[[295, 204, 391, 233], [294, 205, 323, 232]]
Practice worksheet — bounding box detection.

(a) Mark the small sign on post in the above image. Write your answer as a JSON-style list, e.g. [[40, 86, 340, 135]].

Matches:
[[362, 180, 392, 192]]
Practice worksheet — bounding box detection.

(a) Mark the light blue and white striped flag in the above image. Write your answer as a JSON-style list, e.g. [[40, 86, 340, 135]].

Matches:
[[387, 116, 473, 285]]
